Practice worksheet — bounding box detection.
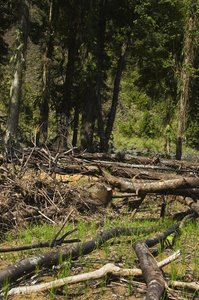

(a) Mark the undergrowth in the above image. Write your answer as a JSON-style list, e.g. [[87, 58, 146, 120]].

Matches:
[[0, 215, 198, 299]]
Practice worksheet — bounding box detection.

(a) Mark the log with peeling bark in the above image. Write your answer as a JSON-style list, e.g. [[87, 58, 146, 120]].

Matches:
[[5, 251, 181, 296], [0, 224, 171, 287], [132, 222, 187, 300], [134, 241, 165, 300], [103, 171, 199, 196]]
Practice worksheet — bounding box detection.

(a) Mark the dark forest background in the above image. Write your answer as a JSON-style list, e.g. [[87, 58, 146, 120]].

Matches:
[[1, 0, 199, 160]]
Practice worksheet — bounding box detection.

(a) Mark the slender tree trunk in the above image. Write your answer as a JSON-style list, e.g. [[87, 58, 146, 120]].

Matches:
[[105, 37, 128, 149], [80, 84, 96, 152], [37, 0, 54, 145], [72, 106, 79, 147], [55, 24, 77, 149], [176, 7, 199, 160], [4, 0, 30, 145], [95, 0, 107, 152]]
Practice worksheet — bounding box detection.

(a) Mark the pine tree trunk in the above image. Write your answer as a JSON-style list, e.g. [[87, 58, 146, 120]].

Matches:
[[105, 38, 128, 149], [80, 84, 96, 152], [95, 0, 107, 152], [55, 20, 77, 150], [176, 8, 199, 160], [72, 106, 79, 147], [4, 0, 30, 145], [37, 0, 54, 145]]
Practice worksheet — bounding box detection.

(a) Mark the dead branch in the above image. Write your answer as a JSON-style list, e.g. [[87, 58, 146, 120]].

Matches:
[[134, 241, 165, 300], [168, 280, 199, 291], [74, 152, 199, 173], [0, 229, 79, 253], [4, 251, 181, 296], [103, 171, 199, 196], [0, 224, 168, 287]]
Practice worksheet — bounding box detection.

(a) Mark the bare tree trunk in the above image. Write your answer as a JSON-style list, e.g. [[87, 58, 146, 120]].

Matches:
[[176, 6, 199, 160], [72, 106, 79, 147], [4, 0, 30, 145], [105, 37, 128, 149], [55, 21, 77, 150], [37, 0, 54, 145], [95, 0, 107, 151], [80, 84, 96, 152]]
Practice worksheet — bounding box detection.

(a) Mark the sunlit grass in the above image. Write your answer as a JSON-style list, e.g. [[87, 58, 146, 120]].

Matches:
[[1, 215, 198, 299], [112, 133, 199, 159]]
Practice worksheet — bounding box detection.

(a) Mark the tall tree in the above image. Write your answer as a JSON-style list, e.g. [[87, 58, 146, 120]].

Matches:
[[4, 0, 30, 144], [95, 0, 107, 151], [105, 36, 129, 149], [37, 0, 54, 145], [176, 0, 199, 160], [51, 0, 79, 150]]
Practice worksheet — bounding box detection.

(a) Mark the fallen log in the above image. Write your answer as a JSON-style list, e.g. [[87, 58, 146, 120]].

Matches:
[[103, 171, 199, 195], [0, 224, 170, 287], [110, 166, 184, 181], [5, 251, 181, 296], [74, 152, 199, 172], [134, 241, 165, 300]]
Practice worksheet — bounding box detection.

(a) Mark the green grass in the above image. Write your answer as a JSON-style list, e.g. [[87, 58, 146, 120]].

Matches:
[[1, 216, 198, 299], [112, 133, 199, 159]]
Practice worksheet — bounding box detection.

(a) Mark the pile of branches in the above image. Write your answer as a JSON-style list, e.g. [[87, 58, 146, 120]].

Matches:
[[0, 147, 199, 231], [0, 147, 198, 299]]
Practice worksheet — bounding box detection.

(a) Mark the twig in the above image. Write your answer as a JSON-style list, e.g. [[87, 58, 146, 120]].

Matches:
[[0, 237, 80, 253], [168, 280, 199, 291], [19, 146, 36, 179], [37, 210, 55, 224], [50, 210, 74, 247]]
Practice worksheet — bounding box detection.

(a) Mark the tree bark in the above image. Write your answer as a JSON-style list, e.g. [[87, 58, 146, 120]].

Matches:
[[80, 84, 96, 151], [55, 10, 77, 150], [176, 6, 199, 160], [72, 106, 79, 147], [95, 0, 107, 151], [37, 0, 54, 145], [105, 37, 128, 148], [4, 0, 30, 144], [0, 225, 163, 287], [185, 197, 199, 215], [103, 171, 199, 195], [134, 242, 165, 300]]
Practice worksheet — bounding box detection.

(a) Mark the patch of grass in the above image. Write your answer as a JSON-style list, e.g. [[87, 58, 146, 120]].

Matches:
[[0, 214, 198, 299], [112, 132, 199, 159]]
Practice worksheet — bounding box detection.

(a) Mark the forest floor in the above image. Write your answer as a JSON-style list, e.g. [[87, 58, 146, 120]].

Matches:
[[0, 148, 198, 299]]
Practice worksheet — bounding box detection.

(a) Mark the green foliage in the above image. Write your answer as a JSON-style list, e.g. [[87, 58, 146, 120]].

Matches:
[[139, 111, 155, 138], [1, 0, 199, 153]]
